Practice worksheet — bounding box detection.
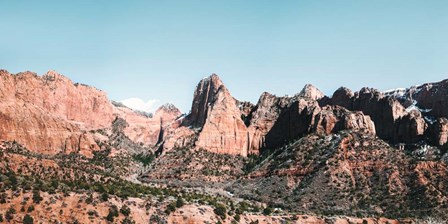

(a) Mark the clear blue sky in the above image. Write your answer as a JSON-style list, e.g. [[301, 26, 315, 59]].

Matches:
[[1, 0, 447, 112]]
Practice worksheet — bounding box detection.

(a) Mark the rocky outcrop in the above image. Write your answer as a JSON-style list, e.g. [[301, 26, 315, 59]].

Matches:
[[312, 106, 376, 135], [0, 70, 115, 154], [263, 102, 376, 149], [0, 70, 181, 155], [0, 98, 102, 156], [329, 87, 409, 142], [428, 117, 448, 147], [405, 79, 448, 118], [182, 75, 378, 155], [182, 76, 375, 156], [189, 75, 250, 156], [394, 110, 427, 144], [264, 98, 321, 148], [353, 88, 407, 141], [0, 70, 115, 129], [329, 83, 448, 146], [246, 92, 292, 153], [184, 74, 224, 128], [1, 68, 447, 158], [330, 87, 354, 109], [297, 84, 325, 100], [114, 103, 182, 147]]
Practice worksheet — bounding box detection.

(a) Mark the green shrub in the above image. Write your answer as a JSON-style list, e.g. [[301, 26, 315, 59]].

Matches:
[[32, 190, 43, 204], [263, 207, 273, 216], [120, 205, 131, 216], [165, 202, 176, 214], [5, 207, 15, 221], [101, 192, 109, 201], [176, 197, 185, 208], [23, 214, 34, 224], [106, 205, 119, 222], [214, 204, 227, 220], [234, 214, 241, 222], [122, 217, 136, 224], [27, 205, 35, 212], [0, 193, 6, 204], [132, 153, 154, 166]]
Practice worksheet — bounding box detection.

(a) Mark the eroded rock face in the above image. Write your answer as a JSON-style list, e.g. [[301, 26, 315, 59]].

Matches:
[[394, 110, 427, 144], [1, 68, 447, 158], [264, 98, 321, 148], [0, 70, 115, 129], [0, 100, 99, 155], [328, 83, 448, 145], [180, 77, 334, 156], [114, 103, 182, 147], [298, 84, 325, 100], [428, 117, 448, 147], [330, 87, 408, 141], [0, 70, 181, 155], [246, 92, 292, 153], [0, 70, 114, 154], [353, 89, 407, 140], [312, 106, 376, 135], [406, 79, 448, 118], [330, 87, 354, 110], [184, 77, 374, 156], [383, 79, 448, 146], [184, 74, 223, 128], [191, 75, 250, 156]]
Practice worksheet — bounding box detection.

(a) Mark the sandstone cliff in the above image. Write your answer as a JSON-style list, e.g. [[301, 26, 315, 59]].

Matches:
[[0, 70, 115, 129], [0, 70, 181, 156], [186, 74, 250, 156], [1, 69, 447, 158], [113, 103, 182, 147], [184, 74, 376, 156], [0, 70, 112, 155], [329, 80, 448, 147]]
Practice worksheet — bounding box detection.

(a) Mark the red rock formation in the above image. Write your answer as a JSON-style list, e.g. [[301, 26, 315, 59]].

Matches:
[[382, 79, 448, 146], [331, 87, 354, 110], [185, 74, 223, 128], [190, 75, 250, 156], [1, 68, 446, 158], [0, 70, 115, 129], [263, 97, 321, 148], [429, 117, 448, 147], [406, 79, 448, 118], [394, 110, 427, 144], [0, 100, 84, 155], [161, 125, 196, 150], [298, 84, 325, 100], [354, 88, 407, 140], [114, 103, 182, 147], [185, 78, 348, 156], [246, 92, 292, 153], [330, 87, 408, 142], [0, 70, 180, 155], [312, 106, 376, 135], [0, 70, 114, 155]]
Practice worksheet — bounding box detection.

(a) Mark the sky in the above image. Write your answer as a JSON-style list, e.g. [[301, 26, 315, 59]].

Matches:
[[1, 0, 448, 113]]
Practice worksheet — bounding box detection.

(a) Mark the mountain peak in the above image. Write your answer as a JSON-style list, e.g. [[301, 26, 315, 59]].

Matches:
[[298, 84, 325, 100], [201, 73, 224, 88], [155, 103, 181, 115], [42, 70, 72, 83], [186, 74, 229, 127]]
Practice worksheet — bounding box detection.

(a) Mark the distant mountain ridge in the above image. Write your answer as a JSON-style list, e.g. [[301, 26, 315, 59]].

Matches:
[[0, 69, 446, 157], [0, 69, 447, 223]]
